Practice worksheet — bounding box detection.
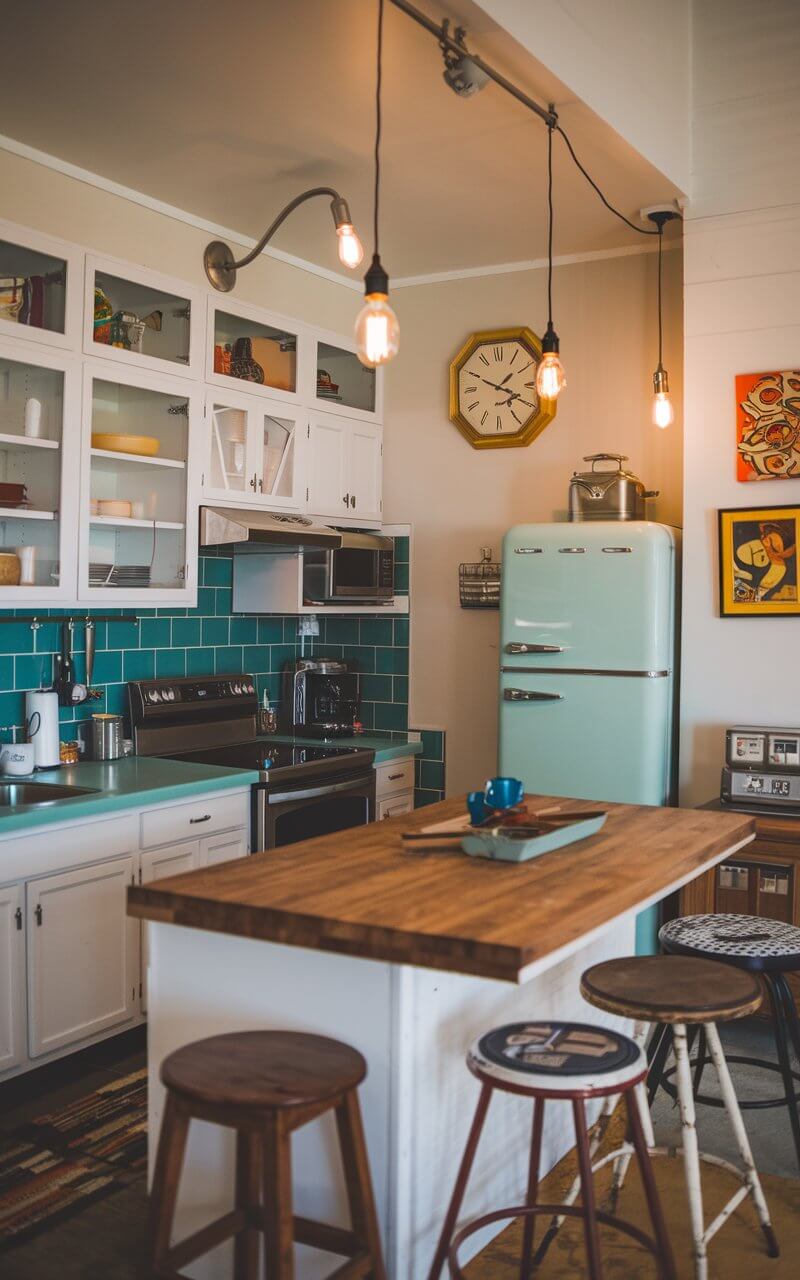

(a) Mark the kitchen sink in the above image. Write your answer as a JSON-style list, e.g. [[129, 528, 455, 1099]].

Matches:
[[0, 782, 100, 808]]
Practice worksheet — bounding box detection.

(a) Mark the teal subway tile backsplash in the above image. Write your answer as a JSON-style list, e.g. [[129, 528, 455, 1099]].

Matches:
[[0, 553, 411, 743]]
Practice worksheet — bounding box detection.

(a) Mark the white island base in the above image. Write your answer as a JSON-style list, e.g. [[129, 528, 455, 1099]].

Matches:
[[147, 915, 635, 1279]]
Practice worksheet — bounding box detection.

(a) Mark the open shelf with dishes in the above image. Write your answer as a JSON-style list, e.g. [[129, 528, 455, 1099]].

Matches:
[[207, 298, 301, 401], [204, 387, 304, 511], [0, 340, 79, 601], [0, 220, 81, 351], [79, 363, 199, 603], [84, 256, 202, 378], [314, 340, 378, 418]]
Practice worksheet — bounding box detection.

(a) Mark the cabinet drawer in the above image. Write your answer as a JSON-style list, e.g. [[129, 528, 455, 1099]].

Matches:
[[200, 829, 249, 867], [140, 791, 249, 849], [377, 793, 414, 821], [375, 758, 415, 799]]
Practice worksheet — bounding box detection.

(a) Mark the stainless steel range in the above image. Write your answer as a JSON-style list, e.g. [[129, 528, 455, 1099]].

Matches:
[[128, 675, 375, 849]]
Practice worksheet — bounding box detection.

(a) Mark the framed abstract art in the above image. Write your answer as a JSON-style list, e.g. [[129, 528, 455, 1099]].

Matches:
[[719, 506, 800, 616], [736, 370, 800, 480]]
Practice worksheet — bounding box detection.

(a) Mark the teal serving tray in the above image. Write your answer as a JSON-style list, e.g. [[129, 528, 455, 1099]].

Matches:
[[461, 813, 607, 862]]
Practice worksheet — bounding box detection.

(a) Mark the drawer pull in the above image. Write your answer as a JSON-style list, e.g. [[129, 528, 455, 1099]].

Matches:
[[189, 814, 212, 824], [388, 772, 404, 780]]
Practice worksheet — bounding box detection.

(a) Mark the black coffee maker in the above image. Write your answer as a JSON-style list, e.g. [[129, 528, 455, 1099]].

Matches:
[[283, 659, 360, 737]]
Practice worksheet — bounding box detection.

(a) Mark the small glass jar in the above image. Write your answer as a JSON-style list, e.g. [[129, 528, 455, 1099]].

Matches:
[[59, 740, 80, 765]]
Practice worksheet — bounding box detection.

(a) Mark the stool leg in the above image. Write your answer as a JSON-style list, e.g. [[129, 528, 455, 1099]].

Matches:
[[692, 1025, 708, 1100], [608, 1079, 655, 1212], [426, 1082, 493, 1280], [673, 1021, 707, 1280], [625, 1089, 677, 1280], [704, 1021, 779, 1258], [765, 973, 800, 1174], [648, 1023, 674, 1108], [335, 1088, 388, 1280], [149, 1090, 190, 1275], [262, 1113, 294, 1280], [518, 1098, 544, 1280], [774, 973, 800, 1174], [531, 1091, 617, 1266], [234, 1130, 262, 1280], [572, 1097, 604, 1280]]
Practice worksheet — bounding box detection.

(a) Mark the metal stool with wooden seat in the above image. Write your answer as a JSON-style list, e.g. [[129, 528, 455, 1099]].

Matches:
[[426, 1020, 676, 1280], [149, 1030, 387, 1280], [657, 913, 800, 1172], [575, 955, 779, 1280]]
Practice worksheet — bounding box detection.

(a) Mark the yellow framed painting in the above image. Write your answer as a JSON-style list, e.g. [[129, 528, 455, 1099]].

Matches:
[[719, 505, 800, 616]]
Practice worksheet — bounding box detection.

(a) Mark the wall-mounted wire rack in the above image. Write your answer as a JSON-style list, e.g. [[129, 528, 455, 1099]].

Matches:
[[459, 548, 501, 609]]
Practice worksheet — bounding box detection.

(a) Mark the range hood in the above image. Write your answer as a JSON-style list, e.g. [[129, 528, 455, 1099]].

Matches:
[[200, 506, 343, 550]]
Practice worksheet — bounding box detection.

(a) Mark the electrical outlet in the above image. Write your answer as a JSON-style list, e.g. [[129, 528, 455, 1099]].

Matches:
[[297, 615, 319, 638]]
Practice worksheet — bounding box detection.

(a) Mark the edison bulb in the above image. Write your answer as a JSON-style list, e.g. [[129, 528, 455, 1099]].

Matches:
[[355, 294, 399, 367], [336, 224, 364, 270], [652, 391, 674, 429], [536, 351, 567, 399]]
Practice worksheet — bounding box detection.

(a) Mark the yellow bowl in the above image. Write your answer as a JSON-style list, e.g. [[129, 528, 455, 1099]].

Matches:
[[91, 433, 160, 457]]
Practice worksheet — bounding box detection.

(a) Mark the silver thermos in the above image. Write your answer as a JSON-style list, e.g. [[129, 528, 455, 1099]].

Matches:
[[91, 713, 124, 760]]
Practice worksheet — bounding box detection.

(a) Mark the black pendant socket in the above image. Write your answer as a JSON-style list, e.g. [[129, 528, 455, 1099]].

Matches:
[[541, 321, 560, 355], [364, 253, 389, 296]]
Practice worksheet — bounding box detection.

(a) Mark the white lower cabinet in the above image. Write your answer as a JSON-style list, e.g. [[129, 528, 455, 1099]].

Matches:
[[0, 786, 251, 1079], [0, 884, 25, 1073], [27, 856, 138, 1058], [374, 755, 415, 821], [378, 794, 414, 821]]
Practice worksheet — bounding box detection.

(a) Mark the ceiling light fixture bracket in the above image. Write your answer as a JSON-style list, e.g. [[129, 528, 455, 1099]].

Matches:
[[641, 204, 682, 232]]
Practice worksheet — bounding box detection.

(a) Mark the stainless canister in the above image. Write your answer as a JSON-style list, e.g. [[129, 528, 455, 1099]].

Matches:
[[91, 713, 124, 760], [568, 453, 659, 521]]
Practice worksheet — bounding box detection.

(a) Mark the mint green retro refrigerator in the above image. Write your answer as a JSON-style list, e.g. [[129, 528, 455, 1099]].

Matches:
[[498, 521, 677, 953]]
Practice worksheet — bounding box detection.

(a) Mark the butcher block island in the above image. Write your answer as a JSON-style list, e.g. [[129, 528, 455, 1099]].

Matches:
[[128, 795, 755, 1279]]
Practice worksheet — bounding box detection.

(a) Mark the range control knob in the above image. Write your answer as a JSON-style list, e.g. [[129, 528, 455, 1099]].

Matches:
[[147, 689, 161, 703], [162, 688, 176, 702], [245, 681, 255, 694], [233, 682, 242, 695]]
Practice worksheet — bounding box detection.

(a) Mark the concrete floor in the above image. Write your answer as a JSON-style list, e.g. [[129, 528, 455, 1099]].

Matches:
[[0, 1019, 796, 1278]]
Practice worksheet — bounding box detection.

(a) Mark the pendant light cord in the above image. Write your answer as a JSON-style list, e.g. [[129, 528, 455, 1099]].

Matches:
[[555, 123, 659, 236], [546, 122, 554, 327], [657, 222, 664, 365], [374, 0, 384, 257]]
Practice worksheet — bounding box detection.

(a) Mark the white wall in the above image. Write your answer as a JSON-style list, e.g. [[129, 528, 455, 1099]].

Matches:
[[680, 0, 800, 804], [476, 0, 692, 192], [385, 246, 683, 794]]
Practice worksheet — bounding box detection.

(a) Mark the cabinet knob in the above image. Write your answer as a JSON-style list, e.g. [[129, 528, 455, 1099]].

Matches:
[[249, 474, 257, 490], [34, 904, 43, 926], [350, 494, 356, 508], [343, 493, 350, 507], [190, 813, 212, 824], [14, 907, 22, 930]]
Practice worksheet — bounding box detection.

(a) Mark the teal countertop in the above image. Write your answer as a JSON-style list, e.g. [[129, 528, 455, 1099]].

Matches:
[[0, 757, 259, 837], [264, 733, 423, 763]]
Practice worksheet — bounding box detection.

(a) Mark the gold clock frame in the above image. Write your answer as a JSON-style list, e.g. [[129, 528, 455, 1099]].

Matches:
[[448, 325, 556, 449]]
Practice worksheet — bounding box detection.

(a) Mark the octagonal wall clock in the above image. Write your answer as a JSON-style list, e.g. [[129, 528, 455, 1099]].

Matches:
[[449, 326, 557, 449]]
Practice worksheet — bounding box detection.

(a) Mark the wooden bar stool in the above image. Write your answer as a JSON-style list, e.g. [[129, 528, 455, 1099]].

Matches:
[[149, 1030, 387, 1280], [657, 913, 800, 1172], [578, 955, 779, 1280], [426, 1020, 676, 1280]]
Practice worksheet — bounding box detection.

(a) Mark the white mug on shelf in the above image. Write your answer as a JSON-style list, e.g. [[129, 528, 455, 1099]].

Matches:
[[15, 545, 36, 586], [24, 397, 43, 438]]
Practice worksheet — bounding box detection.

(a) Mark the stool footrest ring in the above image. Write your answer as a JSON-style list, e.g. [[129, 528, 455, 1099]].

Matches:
[[658, 1053, 800, 1110], [448, 1203, 670, 1280]]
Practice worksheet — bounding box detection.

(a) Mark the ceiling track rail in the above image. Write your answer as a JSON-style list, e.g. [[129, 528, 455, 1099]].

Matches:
[[387, 0, 558, 128]]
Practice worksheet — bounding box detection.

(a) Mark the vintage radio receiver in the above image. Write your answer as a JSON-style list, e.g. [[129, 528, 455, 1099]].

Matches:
[[721, 726, 800, 809]]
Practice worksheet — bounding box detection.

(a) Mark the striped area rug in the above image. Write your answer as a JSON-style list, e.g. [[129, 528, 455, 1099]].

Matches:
[[0, 1069, 146, 1246]]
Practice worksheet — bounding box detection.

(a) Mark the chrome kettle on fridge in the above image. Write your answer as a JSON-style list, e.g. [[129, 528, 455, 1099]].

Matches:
[[569, 454, 658, 521]]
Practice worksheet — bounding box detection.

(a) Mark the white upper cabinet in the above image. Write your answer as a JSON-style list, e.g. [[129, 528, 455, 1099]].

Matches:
[[78, 361, 201, 604], [312, 336, 381, 421], [306, 412, 382, 525], [203, 387, 305, 512], [0, 219, 82, 352], [206, 296, 303, 404], [84, 255, 203, 379], [0, 338, 80, 604]]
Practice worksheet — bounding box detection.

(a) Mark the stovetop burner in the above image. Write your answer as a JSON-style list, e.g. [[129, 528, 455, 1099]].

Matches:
[[169, 740, 366, 776]]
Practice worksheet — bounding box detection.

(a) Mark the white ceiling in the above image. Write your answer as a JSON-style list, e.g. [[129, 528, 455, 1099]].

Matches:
[[1, 0, 682, 278]]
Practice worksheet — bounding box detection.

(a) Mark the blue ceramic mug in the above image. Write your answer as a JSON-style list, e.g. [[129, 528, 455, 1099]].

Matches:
[[484, 776, 524, 811]]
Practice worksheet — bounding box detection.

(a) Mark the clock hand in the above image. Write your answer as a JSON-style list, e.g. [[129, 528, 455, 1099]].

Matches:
[[499, 371, 515, 386]]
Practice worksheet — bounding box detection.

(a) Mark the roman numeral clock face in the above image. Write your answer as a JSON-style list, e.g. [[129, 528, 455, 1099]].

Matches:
[[449, 328, 557, 450]]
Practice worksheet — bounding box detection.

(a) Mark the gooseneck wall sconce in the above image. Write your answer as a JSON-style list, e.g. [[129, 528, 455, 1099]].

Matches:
[[203, 187, 364, 293]]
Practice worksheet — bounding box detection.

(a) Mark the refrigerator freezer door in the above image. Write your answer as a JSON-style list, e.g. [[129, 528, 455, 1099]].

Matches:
[[501, 522, 676, 672], [499, 671, 673, 807]]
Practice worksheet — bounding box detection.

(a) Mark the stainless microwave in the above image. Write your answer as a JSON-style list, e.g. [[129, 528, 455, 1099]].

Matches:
[[302, 531, 394, 604]]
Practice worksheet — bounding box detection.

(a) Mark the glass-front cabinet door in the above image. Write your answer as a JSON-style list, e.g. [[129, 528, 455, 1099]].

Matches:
[[207, 298, 301, 403], [0, 219, 81, 352], [0, 340, 79, 603], [79, 363, 199, 604], [84, 256, 202, 378], [204, 388, 304, 511], [313, 338, 379, 420]]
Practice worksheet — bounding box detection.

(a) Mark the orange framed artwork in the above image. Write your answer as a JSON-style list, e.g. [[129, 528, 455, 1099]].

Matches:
[[718, 506, 800, 616], [736, 370, 800, 480]]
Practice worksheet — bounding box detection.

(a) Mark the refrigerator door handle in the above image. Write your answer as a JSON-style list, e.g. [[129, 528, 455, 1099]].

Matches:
[[504, 688, 564, 702], [505, 642, 565, 654]]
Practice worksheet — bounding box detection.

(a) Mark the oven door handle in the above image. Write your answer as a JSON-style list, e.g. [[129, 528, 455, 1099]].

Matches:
[[267, 774, 375, 805]]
